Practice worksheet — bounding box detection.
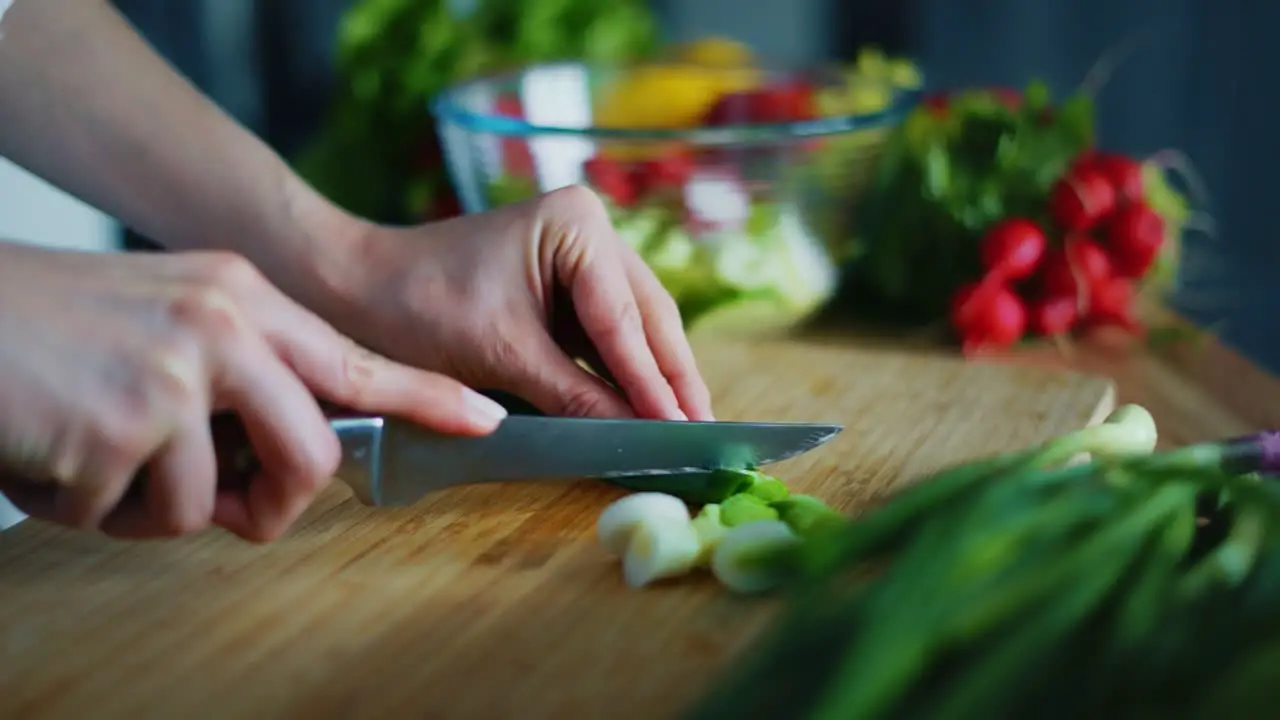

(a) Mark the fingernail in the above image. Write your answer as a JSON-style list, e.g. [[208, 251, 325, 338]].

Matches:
[[674, 409, 689, 421], [464, 389, 509, 427]]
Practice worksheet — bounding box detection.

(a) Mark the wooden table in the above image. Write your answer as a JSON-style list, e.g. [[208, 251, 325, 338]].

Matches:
[[0, 335, 1116, 719]]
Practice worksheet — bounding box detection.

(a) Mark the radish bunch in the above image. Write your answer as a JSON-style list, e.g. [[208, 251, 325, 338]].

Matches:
[[950, 150, 1169, 354]]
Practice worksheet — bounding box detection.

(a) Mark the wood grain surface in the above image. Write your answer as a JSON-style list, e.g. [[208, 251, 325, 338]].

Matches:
[[0, 338, 1113, 720]]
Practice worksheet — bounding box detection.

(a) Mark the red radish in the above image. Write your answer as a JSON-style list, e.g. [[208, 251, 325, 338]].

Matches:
[[494, 94, 536, 177], [924, 92, 950, 117], [1092, 153, 1144, 205], [1040, 237, 1112, 300], [632, 147, 695, 196], [702, 82, 819, 126], [950, 280, 1027, 352], [758, 81, 819, 122], [980, 218, 1047, 280], [1049, 167, 1117, 232], [1069, 150, 1100, 173], [988, 86, 1023, 110], [1028, 294, 1079, 337], [1085, 276, 1142, 333], [703, 91, 758, 126], [1104, 201, 1166, 278], [583, 155, 637, 207]]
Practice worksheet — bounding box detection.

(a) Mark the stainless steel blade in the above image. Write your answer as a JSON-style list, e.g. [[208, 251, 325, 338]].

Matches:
[[333, 416, 842, 507]]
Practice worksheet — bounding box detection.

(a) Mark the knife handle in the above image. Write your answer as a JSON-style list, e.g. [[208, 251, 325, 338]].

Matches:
[[124, 403, 370, 500]]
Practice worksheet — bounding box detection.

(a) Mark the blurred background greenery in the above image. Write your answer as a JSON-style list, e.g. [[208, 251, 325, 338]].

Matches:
[[108, 0, 1274, 373]]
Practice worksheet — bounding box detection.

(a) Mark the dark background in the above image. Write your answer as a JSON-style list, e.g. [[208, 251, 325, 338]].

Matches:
[[110, 0, 1274, 373]]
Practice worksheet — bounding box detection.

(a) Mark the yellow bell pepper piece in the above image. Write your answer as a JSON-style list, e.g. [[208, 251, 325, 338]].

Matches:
[[594, 63, 761, 130], [676, 36, 754, 67]]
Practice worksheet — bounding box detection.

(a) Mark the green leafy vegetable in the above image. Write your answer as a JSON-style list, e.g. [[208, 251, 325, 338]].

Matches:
[[295, 0, 660, 222], [846, 82, 1095, 323], [686, 412, 1280, 719]]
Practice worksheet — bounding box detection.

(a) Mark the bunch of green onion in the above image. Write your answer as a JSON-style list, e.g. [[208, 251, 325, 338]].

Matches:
[[682, 406, 1280, 719]]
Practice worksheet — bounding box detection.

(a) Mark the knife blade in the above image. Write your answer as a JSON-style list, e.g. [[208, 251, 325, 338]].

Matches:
[[334, 414, 842, 506]]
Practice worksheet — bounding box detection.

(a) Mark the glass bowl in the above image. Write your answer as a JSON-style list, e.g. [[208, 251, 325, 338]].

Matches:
[[432, 59, 922, 337]]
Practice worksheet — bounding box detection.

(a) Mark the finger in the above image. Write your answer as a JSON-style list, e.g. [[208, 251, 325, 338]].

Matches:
[[52, 451, 152, 531], [210, 333, 340, 543], [99, 412, 218, 539], [503, 329, 635, 419], [553, 223, 684, 420], [249, 289, 506, 436], [622, 252, 716, 421]]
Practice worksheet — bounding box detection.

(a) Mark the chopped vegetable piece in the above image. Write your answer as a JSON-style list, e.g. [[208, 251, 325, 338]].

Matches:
[[622, 517, 702, 588], [747, 476, 791, 503], [596, 492, 691, 555], [711, 520, 803, 594], [692, 503, 729, 566], [721, 493, 782, 527], [772, 494, 846, 537]]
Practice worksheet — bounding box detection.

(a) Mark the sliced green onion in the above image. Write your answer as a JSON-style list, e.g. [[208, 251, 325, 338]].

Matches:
[[712, 520, 803, 594], [721, 493, 782, 527], [596, 492, 691, 555]]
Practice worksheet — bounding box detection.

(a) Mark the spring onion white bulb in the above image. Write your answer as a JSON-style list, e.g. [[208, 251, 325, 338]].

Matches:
[[622, 517, 703, 589], [711, 520, 802, 595], [596, 492, 691, 555], [1083, 403, 1159, 460]]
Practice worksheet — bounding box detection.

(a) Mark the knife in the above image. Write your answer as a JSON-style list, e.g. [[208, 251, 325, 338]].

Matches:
[[208, 411, 843, 507]]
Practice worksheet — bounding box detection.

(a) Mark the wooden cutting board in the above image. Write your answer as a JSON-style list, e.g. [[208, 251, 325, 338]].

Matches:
[[0, 338, 1113, 720]]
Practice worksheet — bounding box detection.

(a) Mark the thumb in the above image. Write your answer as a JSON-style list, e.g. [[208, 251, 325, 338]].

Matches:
[[502, 332, 635, 419]]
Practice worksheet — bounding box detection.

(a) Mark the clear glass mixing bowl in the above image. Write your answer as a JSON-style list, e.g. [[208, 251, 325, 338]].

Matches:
[[432, 59, 921, 336]]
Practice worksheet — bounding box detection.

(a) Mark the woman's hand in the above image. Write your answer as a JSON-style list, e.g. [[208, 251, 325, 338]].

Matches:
[[0, 244, 507, 542], [323, 185, 715, 422]]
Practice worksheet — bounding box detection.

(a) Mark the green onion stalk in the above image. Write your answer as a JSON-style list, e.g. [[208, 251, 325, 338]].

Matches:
[[684, 407, 1280, 720]]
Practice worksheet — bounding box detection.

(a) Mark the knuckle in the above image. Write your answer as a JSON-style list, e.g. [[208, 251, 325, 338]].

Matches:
[[481, 333, 527, 381], [332, 341, 384, 407], [597, 299, 644, 347], [558, 384, 614, 419], [90, 415, 156, 472], [538, 184, 608, 226], [191, 251, 263, 292], [167, 281, 244, 342], [143, 335, 206, 407]]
